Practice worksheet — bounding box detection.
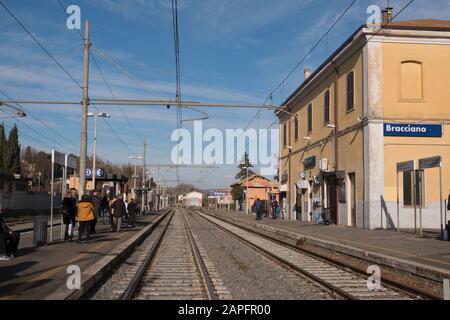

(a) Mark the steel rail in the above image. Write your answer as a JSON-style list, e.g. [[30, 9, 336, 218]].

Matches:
[[120, 209, 175, 300], [181, 209, 217, 300], [195, 210, 433, 300]]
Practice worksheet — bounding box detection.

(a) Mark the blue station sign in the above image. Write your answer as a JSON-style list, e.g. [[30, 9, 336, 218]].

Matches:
[[384, 123, 442, 138], [304, 156, 317, 169]]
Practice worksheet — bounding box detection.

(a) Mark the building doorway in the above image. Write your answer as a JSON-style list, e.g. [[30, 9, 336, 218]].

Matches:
[[325, 175, 338, 224], [296, 190, 302, 221], [348, 173, 356, 227]]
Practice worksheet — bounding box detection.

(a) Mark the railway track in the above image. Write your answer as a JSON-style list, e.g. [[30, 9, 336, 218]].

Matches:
[[112, 208, 228, 300], [195, 210, 424, 300]]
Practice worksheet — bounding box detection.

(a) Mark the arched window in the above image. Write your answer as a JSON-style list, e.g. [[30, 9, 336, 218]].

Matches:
[[401, 61, 423, 101]]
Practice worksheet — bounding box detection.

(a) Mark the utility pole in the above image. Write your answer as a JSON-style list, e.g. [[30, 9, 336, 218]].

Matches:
[[142, 137, 147, 213], [79, 20, 91, 199], [92, 113, 97, 192]]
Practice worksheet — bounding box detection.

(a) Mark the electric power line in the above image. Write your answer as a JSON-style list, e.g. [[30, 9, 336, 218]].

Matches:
[[266, 0, 358, 106], [2, 121, 56, 151], [92, 47, 163, 100], [0, 0, 82, 89], [206, 0, 415, 181], [56, 0, 141, 158], [0, 89, 79, 150], [171, 0, 182, 184], [91, 52, 144, 143], [0, 108, 75, 154], [227, 0, 359, 156]]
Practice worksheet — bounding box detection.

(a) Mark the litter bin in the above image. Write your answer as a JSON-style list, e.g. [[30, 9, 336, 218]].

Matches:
[[33, 216, 48, 246]]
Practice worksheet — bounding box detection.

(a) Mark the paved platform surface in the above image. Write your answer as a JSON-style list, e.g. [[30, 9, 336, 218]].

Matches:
[[0, 215, 158, 300], [213, 211, 450, 272]]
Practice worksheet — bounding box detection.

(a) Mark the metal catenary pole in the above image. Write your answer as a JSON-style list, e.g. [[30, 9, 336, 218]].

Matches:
[[50, 150, 55, 243], [133, 162, 137, 199], [246, 167, 249, 215], [61, 156, 67, 240], [142, 137, 147, 213], [79, 20, 91, 199], [92, 113, 97, 192]]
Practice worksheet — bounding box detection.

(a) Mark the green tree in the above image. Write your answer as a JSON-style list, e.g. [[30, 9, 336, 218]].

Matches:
[[0, 124, 5, 173], [231, 183, 244, 202], [235, 152, 255, 180], [4, 124, 21, 174]]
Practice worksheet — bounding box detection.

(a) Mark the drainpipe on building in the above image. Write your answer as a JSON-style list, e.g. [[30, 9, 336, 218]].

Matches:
[[332, 60, 340, 225]]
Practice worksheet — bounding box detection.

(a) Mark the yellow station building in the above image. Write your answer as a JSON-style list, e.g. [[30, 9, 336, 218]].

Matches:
[[277, 17, 450, 230]]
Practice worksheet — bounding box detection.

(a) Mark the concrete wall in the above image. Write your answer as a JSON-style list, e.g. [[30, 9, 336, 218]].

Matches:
[[383, 200, 446, 230]]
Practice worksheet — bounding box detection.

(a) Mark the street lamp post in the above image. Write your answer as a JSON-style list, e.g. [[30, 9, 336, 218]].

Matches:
[[88, 112, 110, 192]]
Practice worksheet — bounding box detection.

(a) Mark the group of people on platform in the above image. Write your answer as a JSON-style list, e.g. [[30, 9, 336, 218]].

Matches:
[[61, 190, 140, 243], [252, 198, 281, 221]]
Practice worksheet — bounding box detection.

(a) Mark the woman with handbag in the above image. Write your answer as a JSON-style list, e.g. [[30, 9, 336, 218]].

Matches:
[[61, 192, 76, 242]]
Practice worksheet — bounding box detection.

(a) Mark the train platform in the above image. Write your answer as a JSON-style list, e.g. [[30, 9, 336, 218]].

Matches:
[[0, 214, 160, 300], [210, 210, 450, 286]]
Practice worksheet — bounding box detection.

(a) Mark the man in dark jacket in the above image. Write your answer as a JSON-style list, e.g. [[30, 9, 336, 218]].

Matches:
[[0, 207, 20, 261], [127, 199, 139, 228], [254, 198, 263, 221], [111, 195, 126, 232]]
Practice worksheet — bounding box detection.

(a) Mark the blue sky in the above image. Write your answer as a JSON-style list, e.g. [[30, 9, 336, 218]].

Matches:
[[0, 0, 449, 188]]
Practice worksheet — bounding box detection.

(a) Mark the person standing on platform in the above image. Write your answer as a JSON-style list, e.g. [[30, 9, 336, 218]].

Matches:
[[77, 195, 95, 243], [127, 199, 138, 228], [90, 192, 100, 235], [109, 196, 117, 231], [100, 195, 109, 224], [0, 207, 20, 260], [61, 192, 76, 242], [255, 198, 263, 221], [112, 195, 126, 233]]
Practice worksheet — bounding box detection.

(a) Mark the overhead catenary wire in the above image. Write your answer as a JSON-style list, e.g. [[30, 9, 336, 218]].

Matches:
[[217, 0, 416, 182], [2, 121, 56, 151], [206, 0, 360, 182], [90, 52, 144, 143], [0, 0, 82, 89], [231, 0, 357, 144], [88, 49, 260, 106], [56, 0, 141, 157], [171, 0, 182, 184], [0, 90, 79, 154], [0, 46, 81, 74], [0, 107, 77, 154], [93, 47, 163, 100]]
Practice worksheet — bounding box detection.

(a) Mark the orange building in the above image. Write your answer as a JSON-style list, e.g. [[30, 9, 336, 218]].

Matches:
[[240, 175, 279, 208]]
